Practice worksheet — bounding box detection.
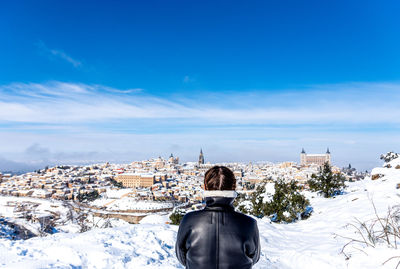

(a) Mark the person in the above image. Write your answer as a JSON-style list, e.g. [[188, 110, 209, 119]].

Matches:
[[175, 166, 261, 269]]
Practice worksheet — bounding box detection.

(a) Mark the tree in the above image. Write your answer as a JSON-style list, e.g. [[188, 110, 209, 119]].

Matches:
[[233, 192, 249, 210], [77, 190, 100, 202], [308, 162, 346, 198], [264, 179, 311, 222], [169, 208, 185, 225], [236, 179, 311, 223], [110, 178, 124, 188]]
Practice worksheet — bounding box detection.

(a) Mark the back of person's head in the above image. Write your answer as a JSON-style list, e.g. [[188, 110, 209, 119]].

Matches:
[[204, 166, 236, 191]]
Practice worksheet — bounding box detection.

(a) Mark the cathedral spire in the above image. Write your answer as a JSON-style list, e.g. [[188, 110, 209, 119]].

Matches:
[[198, 148, 204, 165]]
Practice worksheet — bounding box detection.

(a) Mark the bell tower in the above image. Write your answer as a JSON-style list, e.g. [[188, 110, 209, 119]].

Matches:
[[300, 148, 306, 166], [326, 147, 331, 165], [198, 149, 205, 165]]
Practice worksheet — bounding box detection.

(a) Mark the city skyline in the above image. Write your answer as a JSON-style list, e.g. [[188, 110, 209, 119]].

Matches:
[[1, 1, 400, 172]]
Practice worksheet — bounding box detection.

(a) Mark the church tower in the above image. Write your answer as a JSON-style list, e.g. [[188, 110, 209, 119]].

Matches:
[[198, 149, 205, 165], [168, 153, 174, 163], [300, 148, 306, 166], [326, 147, 331, 165]]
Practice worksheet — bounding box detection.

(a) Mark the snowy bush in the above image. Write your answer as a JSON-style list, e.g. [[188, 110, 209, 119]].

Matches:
[[77, 190, 100, 202], [308, 162, 346, 198], [235, 179, 311, 223], [169, 208, 185, 225], [380, 151, 399, 163]]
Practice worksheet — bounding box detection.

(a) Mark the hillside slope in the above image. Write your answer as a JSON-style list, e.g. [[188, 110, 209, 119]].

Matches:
[[1, 160, 400, 268]]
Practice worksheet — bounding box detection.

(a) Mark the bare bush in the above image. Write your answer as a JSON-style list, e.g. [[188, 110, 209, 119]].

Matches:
[[335, 200, 400, 267], [38, 216, 56, 236], [60, 201, 114, 232], [74, 203, 91, 233]]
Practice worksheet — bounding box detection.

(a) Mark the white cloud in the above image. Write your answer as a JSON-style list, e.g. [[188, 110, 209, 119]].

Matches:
[[0, 128, 391, 171], [0, 80, 399, 171], [0, 81, 400, 125]]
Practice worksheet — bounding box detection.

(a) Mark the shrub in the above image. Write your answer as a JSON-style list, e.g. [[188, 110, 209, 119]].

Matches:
[[234, 192, 252, 214], [380, 152, 399, 163], [336, 201, 400, 265], [236, 179, 311, 223], [308, 162, 346, 198], [170, 208, 185, 225], [77, 190, 100, 202], [110, 178, 124, 188], [265, 179, 311, 222]]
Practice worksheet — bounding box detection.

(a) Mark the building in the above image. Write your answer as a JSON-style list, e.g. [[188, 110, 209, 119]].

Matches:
[[300, 148, 331, 166], [198, 149, 205, 165], [280, 162, 295, 168], [233, 170, 243, 178], [168, 153, 179, 164], [153, 157, 166, 169], [116, 173, 156, 188]]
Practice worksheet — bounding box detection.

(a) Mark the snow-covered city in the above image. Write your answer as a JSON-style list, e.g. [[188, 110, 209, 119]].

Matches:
[[1, 150, 398, 268], [2, 1, 399, 268]]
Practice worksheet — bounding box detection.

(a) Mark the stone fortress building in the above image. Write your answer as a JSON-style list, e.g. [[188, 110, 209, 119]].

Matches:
[[115, 173, 156, 188], [300, 148, 331, 166]]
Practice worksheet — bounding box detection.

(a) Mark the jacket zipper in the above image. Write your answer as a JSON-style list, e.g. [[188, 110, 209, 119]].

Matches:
[[216, 212, 219, 269]]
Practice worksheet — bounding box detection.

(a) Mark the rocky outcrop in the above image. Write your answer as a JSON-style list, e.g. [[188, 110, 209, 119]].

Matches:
[[371, 174, 384, 180]]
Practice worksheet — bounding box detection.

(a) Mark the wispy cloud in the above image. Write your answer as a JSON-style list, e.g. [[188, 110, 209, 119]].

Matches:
[[36, 41, 82, 68], [49, 49, 82, 67], [0, 80, 398, 171], [0, 81, 400, 125]]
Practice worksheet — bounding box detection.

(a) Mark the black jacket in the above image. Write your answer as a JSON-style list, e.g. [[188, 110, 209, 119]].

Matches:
[[175, 196, 261, 269]]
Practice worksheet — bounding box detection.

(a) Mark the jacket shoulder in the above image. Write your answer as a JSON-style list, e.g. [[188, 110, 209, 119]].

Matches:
[[180, 209, 207, 224], [231, 210, 258, 226], [181, 208, 257, 226]]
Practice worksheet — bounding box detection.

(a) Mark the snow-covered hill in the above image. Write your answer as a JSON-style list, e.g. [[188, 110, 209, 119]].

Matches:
[[1, 159, 400, 268]]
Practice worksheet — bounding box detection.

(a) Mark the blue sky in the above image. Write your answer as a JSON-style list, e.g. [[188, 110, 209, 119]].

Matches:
[[0, 0, 399, 171]]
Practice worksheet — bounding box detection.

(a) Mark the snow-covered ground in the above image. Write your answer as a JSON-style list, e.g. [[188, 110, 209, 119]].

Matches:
[[1, 159, 400, 268], [91, 188, 173, 211], [92, 197, 173, 211], [102, 188, 134, 199], [0, 195, 133, 236], [0, 196, 74, 235]]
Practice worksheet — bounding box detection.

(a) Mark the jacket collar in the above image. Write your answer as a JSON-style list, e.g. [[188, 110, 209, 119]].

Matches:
[[204, 196, 236, 211], [203, 190, 237, 198]]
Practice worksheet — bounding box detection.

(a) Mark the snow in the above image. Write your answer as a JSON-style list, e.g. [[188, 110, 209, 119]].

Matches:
[[92, 198, 173, 211], [282, 211, 290, 218], [103, 188, 135, 199], [0, 196, 76, 235], [261, 182, 275, 203], [91, 189, 173, 211], [238, 200, 253, 212], [0, 222, 16, 240], [1, 160, 400, 268], [0, 224, 181, 269], [139, 214, 170, 224]]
